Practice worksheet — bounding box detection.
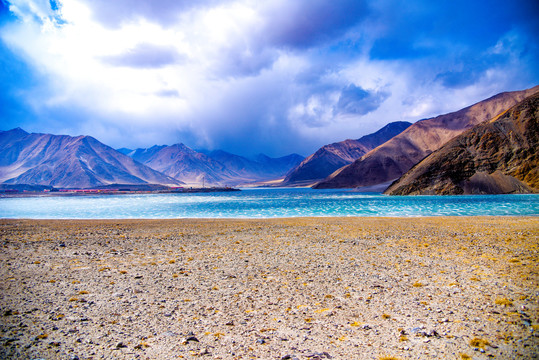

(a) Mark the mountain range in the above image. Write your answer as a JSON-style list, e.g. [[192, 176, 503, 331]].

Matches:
[[282, 121, 411, 186], [0, 128, 181, 189], [314, 86, 539, 189], [1, 86, 538, 194], [122, 145, 303, 186], [385, 91, 539, 195], [0, 129, 303, 188]]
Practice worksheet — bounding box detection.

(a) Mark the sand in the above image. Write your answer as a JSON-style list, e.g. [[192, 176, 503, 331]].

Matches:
[[0, 217, 537, 359]]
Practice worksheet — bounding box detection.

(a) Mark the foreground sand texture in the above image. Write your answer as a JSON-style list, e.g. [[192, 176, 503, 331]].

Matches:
[[0, 217, 537, 359]]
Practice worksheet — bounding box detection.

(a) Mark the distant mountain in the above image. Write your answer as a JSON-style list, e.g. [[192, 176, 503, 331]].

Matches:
[[206, 151, 304, 180], [116, 148, 133, 155], [315, 86, 539, 189], [129, 144, 239, 186], [127, 145, 303, 186], [283, 121, 412, 186], [0, 129, 182, 188], [385, 92, 539, 195]]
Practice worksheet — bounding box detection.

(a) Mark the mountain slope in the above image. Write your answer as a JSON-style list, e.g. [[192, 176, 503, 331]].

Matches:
[[315, 86, 539, 189], [384, 92, 539, 195], [0, 129, 181, 188], [129, 144, 236, 186], [283, 121, 411, 185], [129, 144, 304, 186]]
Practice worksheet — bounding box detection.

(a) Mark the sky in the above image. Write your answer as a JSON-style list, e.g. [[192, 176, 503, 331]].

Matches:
[[0, 0, 538, 157]]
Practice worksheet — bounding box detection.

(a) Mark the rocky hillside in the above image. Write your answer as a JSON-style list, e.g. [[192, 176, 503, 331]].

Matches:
[[314, 86, 539, 189], [283, 121, 411, 185], [385, 92, 539, 195], [0, 129, 182, 188]]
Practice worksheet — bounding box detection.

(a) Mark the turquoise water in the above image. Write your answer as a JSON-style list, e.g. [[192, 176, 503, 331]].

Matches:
[[0, 188, 537, 219]]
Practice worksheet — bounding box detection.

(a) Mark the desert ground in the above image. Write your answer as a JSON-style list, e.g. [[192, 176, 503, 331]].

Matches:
[[0, 217, 537, 359]]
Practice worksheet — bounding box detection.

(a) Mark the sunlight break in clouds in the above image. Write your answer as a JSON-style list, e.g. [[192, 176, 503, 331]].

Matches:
[[0, 0, 537, 156]]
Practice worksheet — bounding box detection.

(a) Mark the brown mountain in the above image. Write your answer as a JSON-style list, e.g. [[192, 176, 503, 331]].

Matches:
[[314, 86, 539, 189], [0, 129, 182, 188], [283, 121, 411, 186], [384, 92, 539, 195]]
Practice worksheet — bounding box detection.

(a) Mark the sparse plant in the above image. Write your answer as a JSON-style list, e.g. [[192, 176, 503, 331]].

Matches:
[[495, 298, 513, 306], [469, 337, 490, 349]]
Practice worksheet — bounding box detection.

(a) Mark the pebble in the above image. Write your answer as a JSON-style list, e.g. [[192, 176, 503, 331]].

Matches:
[[181, 336, 199, 344]]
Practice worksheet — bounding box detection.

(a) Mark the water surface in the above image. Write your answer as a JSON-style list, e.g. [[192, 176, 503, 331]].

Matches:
[[0, 188, 537, 219]]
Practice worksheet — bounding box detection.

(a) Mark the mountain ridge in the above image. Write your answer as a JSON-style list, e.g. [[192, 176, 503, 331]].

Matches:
[[384, 92, 539, 195], [314, 85, 539, 189], [283, 121, 412, 186], [127, 145, 304, 186], [0, 129, 182, 188]]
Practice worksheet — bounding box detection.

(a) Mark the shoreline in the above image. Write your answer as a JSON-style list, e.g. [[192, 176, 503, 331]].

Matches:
[[1, 217, 537, 359]]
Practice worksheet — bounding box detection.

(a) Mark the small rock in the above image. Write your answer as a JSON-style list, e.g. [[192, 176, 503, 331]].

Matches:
[[361, 324, 371, 330], [116, 342, 127, 348], [181, 336, 199, 344], [225, 320, 234, 326], [281, 356, 299, 360], [197, 348, 211, 356], [256, 338, 266, 344]]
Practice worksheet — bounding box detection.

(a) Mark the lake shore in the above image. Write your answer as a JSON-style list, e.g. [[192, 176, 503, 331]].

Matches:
[[0, 217, 537, 359]]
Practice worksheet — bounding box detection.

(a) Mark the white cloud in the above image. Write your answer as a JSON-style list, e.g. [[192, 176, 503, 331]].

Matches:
[[1, 0, 537, 156]]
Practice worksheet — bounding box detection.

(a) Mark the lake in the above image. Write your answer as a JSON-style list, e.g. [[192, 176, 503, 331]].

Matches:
[[0, 188, 538, 219]]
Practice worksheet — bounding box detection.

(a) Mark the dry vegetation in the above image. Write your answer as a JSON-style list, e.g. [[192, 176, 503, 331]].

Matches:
[[0, 217, 537, 359]]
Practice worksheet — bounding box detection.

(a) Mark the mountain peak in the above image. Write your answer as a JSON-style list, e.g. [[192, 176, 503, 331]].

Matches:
[[385, 91, 539, 195], [314, 86, 539, 189], [3, 127, 28, 135], [283, 121, 412, 186]]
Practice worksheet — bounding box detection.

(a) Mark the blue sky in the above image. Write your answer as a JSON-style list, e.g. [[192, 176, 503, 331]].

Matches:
[[0, 0, 538, 157]]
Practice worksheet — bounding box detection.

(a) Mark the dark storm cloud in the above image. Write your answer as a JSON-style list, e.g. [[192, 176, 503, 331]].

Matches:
[[263, 0, 369, 49], [101, 43, 183, 69], [368, 0, 539, 90], [336, 85, 389, 115]]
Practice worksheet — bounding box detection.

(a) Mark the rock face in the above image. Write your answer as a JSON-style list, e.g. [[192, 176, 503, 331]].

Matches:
[[283, 121, 411, 186], [314, 86, 539, 189], [127, 145, 304, 186], [0, 129, 182, 188], [384, 92, 539, 195]]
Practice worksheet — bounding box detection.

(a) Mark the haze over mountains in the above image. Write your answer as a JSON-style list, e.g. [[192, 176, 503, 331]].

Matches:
[[385, 92, 539, 195], [122, 145, 303, 186], [314, 86, 539, 190]]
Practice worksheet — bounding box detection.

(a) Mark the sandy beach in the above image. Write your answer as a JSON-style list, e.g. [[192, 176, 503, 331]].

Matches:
[[0, 217, 537, 359]]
